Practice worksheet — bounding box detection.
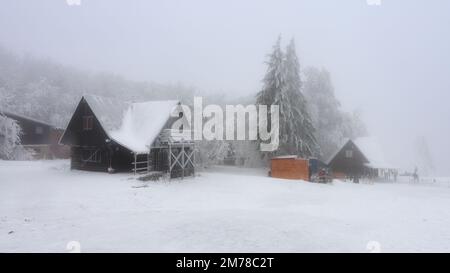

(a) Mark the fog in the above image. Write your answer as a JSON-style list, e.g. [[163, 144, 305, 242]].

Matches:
[[1, 0, 449, 174]]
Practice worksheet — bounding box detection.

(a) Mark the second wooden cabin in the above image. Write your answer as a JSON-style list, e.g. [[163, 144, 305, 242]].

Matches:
[[326, 137, 397, 181], [0, 111, 69, 159]]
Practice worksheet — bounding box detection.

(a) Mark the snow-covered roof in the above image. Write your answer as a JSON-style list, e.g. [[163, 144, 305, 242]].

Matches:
[[326, 137, 394, 169], [83, 94, 179, 154], [325, 138, 351, 165], [0, 110, 55, 128], [353, 137, 393, 169], [272, 155, 299, 159]]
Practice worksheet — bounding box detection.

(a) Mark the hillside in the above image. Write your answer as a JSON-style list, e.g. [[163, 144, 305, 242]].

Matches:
[[1, 160, 449, 252]]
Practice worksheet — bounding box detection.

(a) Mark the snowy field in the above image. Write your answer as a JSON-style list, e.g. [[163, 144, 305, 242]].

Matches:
[[1, 160, 450, 253]]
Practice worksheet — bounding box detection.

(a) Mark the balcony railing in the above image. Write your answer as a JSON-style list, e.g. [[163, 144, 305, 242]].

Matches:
[[158, 129, 195, 144]]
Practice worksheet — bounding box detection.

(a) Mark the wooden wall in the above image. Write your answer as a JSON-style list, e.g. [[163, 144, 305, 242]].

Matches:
[[271, 158, 309, 181], [3, 112, 53, 145], [59, 98, 110, 147], [3, 112, 70, 159]]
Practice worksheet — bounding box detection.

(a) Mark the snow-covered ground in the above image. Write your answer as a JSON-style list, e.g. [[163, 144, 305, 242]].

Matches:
[[1, 160, 450, 253]]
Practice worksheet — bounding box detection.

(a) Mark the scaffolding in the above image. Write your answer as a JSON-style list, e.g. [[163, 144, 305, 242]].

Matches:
[[167, 141, 195, 179]]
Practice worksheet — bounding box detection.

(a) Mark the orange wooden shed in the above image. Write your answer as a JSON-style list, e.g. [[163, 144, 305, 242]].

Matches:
[[270, 156, 310, 181]]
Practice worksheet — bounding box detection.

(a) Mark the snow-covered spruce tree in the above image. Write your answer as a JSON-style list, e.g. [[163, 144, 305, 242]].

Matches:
[[284, 39, 319, 157], [256, 36, 287, 158], [303, 67, 343, 159], [256, 37, 319, 157], [303, 67, 367, 160], [256, 36, 285, 108]]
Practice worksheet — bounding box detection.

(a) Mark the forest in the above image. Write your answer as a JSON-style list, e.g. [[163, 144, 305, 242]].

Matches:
[[0, 38, 366, 164]]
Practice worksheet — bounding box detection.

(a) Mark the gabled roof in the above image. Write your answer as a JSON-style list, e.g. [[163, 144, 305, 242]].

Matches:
[[65, 94, 180, 154], [353, 137, 392, 169], [325, 138, 353, 165], [327, 137, 394, 169], [0, 110, 55, 128]]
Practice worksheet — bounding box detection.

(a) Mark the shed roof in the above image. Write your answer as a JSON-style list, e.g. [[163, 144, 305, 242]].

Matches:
[[272, 155, 299, 160]]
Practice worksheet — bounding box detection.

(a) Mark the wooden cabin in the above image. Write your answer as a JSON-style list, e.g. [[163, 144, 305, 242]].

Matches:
[[1, 111, 69, 159], [60, 95, 194, 178], [270, 155, 309, 181], [327, 137, 397, 181]]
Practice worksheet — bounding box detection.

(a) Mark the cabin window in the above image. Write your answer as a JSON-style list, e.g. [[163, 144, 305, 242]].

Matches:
[[82, 116, 94, 131], [82, 149, 101, 163], [35, 126, 43, 135], [345, 150, 353, 158]]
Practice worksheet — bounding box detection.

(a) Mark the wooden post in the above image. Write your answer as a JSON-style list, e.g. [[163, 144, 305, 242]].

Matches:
[[182, 142, 185, 179], [192, 146, 195, 177], [168, 144, 172, 180], [134, 153, 137, 175], [147, 150, 150, 173]]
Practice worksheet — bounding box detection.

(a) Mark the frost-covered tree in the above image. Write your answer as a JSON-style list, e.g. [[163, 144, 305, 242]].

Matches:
[[414, 136, 435, 176], [284, 39, 319, 157], [0, 46, 197, 129], [0, 113, 22, 160], [303, 67, 343, 158], [256, 36, 285, 108], [303, 66, 367, 159], [0, 90, 29, 160], [229, 140, 266, 167], [341, 110, 367, 140], [256, 36, 286, 157], [195, 139, 230, 168], [256, 37, 318, 157]]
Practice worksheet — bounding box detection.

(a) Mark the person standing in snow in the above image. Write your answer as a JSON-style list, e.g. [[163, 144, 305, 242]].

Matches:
[[413, 167, 419, 183]]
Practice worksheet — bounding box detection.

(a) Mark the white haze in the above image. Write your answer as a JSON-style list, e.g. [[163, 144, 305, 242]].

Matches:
[[0, 0, 449, 174]]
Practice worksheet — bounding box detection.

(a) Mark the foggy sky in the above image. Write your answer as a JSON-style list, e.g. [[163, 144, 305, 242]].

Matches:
[[1, 0, 450, 174]]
